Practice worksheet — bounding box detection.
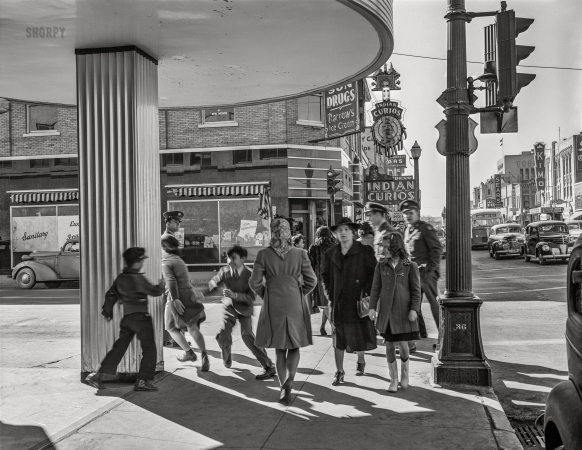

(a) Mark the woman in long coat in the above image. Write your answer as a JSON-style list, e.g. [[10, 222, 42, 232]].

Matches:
[[250, 218, 317, 403], [162, 235, 209, 371], [308, 226, 336, 336], [321, 217, 377, 386], [369, 232, 421, 392]]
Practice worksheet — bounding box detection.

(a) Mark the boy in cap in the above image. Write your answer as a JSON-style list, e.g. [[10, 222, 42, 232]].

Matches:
[[209, 245, 276, 380], [85, 247, 165, 391]]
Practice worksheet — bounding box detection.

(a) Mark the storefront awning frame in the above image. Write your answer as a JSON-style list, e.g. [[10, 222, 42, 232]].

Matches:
[[166, 181, 270, 198], [8, 188, 79, 204]]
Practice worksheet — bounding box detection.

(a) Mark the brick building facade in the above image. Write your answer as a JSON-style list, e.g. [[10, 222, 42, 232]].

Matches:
[[0, 97, 363, 272]]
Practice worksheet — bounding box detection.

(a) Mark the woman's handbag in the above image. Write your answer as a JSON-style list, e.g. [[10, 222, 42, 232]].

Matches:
[[357, 293, 370, 318]]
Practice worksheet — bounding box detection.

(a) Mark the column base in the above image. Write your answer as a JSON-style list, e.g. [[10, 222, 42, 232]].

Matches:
[[432, 293, 492, 387], [431, 354, 491, 387]]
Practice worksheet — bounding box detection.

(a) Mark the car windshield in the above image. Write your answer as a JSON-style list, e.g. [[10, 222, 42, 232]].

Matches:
[[538, 224, 568, 233], [568, 223, 581, 230], [64, 242, 80, 252]]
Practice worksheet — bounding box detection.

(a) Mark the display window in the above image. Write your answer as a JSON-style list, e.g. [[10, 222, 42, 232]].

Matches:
[[10, 204, 79, 266], [168, 198, 270, 266]]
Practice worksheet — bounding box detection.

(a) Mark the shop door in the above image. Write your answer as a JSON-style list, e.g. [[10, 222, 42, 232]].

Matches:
[[291, 212, 310, 248]]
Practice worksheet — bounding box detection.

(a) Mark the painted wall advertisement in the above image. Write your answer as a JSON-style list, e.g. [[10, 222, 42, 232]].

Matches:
[[12, 215, 79, 253], [534, 143, 546, 190], [324, 82, 360, 140], [494, 174, 502, 207]]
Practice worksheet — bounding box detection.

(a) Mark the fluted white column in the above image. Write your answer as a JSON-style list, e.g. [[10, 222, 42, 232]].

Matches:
[[77, 46, 163, 376]]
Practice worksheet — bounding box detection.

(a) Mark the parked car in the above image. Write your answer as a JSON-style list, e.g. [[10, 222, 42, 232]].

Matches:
[[436, 227, 446, 259], [523, 221, 575, 265], [487, 223, 525, 259], [565, 220, 582, 239], [11, 239, 80, 289], [538, 235, 582, 449]]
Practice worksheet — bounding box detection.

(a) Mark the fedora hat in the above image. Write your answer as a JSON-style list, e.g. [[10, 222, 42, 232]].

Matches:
[[330, 217, 361, 232]]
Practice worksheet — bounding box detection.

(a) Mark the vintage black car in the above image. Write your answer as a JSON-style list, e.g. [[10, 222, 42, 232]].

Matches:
[[11, 239, 80, 289], [523, 221, 575, 265], [537, 235, 582, 449], [487, 223, 524, 259]]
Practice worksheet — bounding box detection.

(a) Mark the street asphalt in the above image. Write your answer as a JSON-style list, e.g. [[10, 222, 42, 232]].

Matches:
[[0, 249, 568, 449]]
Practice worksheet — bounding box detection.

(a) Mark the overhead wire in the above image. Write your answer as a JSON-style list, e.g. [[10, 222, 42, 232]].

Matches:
[[392, 52, 582, 71]]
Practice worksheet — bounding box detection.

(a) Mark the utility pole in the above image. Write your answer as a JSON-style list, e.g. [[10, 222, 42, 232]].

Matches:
[[432, 0, 491, 387]]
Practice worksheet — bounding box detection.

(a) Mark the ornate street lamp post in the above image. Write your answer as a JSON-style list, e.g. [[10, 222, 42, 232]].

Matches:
[[432, 0, 492, 387], [411, 141, 422, 207]]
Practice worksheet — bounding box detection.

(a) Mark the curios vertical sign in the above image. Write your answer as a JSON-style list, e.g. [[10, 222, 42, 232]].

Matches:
[[534, 143, 546, 191], [324, 83, 360, 140], [494, 174, 502, 207]]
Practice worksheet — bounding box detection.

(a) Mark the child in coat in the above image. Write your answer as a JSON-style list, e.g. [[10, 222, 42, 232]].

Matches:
[[369, 233, 422, 392], [209, 245, 276, 380], [85, 247, 165, 391]]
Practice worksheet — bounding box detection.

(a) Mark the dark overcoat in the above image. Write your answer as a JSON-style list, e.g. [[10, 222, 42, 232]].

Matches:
[[321, 241, 377, 324], [308, 241, 334, 307], [369, 259, 422, 335]]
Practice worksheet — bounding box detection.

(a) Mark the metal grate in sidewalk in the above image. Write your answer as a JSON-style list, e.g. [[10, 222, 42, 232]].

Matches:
[[515, 426, 545, 449]]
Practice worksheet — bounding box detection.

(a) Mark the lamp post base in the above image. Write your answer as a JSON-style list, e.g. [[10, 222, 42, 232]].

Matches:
[[431, 294, 492, 387]]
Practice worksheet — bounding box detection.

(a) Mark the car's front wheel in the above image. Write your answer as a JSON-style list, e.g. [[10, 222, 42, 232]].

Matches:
[[494, 250, 501, 260], [16, 268, 36, 289], [538, 251, 546, 265], [524, 249, 531, 262]]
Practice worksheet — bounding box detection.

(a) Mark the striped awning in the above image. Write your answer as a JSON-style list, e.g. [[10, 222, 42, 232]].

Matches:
[[10, 190, 79, 204], [167, 183, 268, 198]]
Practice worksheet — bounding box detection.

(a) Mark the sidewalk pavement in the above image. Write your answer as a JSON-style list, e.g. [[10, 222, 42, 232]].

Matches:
[[1, 303, 522, 450]]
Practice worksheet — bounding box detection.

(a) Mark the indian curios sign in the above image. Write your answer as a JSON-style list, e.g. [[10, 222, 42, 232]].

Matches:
[[324, 83, 360, 140], [370, 100, 406, 157], [365, 175, 415, 205]]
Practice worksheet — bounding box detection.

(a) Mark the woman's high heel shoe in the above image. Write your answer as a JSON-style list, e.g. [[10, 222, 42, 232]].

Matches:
[[332, 370, 345, 386], [356, 362, 365, 376], [320, 327, 328, 336]]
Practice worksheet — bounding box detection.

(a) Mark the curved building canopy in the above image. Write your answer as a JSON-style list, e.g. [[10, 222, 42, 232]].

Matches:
[[0, 0, 393, 107]]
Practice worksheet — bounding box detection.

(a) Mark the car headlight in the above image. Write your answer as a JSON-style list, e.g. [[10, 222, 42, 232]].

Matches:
[[542, 244, 550, 251], [569, 235, 577, 242]]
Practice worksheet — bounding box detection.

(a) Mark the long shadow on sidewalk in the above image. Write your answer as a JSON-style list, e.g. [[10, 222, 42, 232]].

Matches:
[[65, 350, 506, 449]]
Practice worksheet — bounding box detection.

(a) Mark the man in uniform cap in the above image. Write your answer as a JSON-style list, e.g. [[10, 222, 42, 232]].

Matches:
[[399, 200, 442, 345], [364, 201, 395, 262], [161, 211, 184, 346]]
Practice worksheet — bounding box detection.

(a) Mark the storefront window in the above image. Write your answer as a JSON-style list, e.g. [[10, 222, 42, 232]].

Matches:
[[11, 204, 79, 265], [219, 200, 270, 263], [167, 199, 269, 266]]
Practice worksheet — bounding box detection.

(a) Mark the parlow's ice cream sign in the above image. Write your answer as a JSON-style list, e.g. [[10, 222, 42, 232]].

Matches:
[[324, 82, 360, 140], [12, 215, 79, 252]]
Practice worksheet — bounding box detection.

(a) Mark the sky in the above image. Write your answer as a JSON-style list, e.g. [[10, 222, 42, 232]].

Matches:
[[365, 0, 582, 217]]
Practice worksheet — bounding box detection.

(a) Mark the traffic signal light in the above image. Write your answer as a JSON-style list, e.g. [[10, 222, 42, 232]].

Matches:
[[326, 166, 341, 199], [496, 8, 536, 108]]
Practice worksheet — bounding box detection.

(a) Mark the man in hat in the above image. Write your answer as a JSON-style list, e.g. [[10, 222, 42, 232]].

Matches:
[[399, 200, 442, 343], [85, 247, 165, 391], [162, 210, 184, 256], [364, 201, 395, 262], [161, 210, 185, 346]]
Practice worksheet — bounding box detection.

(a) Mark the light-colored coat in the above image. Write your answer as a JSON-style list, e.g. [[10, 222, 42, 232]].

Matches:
[[369, 259, 422, 335], [250, 247, 317, 349]]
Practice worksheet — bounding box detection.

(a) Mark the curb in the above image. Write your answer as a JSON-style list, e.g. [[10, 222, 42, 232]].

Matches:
[[479, 387, 524, 450]]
